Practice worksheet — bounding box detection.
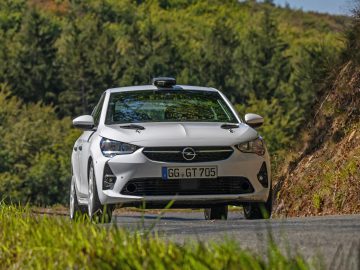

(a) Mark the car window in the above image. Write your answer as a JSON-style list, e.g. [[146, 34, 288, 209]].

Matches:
[[105, 90, 238, 125], [92, 93, 105, 126]]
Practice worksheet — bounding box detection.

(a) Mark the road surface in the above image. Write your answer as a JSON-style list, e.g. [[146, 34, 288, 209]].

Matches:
[[112, 210, 360, 269]]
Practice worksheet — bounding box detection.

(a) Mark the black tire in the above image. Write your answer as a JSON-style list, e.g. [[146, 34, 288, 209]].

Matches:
[[243, 189, 272, 220], [204, 205, 228, 220], [88, 162, 114, 223], [69, 176, 87, 220]]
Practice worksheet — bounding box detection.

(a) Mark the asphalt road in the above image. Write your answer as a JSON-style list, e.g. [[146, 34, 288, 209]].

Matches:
[[112, 210, 360, 269]]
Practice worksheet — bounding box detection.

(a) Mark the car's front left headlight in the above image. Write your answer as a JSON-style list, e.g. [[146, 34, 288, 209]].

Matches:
[[100, 137, 139, 157], [235, 137, 265, 156]]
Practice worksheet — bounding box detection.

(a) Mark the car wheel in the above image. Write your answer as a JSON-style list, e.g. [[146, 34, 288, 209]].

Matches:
[[243, 188, 272, 220], [88, 162, 114, 223], [204, 205, 228, 220], [69, 176, 87, 220]]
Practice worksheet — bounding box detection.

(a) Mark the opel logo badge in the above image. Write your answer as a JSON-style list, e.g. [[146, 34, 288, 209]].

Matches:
[[182, 147, 196, 161]]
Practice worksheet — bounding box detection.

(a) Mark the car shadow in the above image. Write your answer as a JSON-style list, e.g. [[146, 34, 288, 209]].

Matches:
[[115, 214, 203, 221]]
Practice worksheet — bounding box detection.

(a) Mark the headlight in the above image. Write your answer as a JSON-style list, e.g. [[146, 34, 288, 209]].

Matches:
[[100, 138, 139, 157], [235, 138, 265, 156]]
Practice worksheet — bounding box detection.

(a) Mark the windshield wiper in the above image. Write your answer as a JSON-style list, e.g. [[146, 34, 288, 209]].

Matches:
[[119, 124, 145, 130], [221, 123, 239, 130]]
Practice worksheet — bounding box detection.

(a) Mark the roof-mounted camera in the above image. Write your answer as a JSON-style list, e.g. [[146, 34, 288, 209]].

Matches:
[[152, 77, 176, 88]]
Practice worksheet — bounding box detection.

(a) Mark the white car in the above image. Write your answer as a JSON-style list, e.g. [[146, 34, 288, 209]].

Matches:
[[70, 77, 272, 222]]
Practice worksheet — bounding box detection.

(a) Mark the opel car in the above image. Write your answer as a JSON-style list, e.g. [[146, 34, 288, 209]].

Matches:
[[70, 77, 272, 222]]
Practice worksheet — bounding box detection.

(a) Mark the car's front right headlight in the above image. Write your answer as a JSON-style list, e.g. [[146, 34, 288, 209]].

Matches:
[[235, 137, 265, 156], [100, 137, 139, 157]]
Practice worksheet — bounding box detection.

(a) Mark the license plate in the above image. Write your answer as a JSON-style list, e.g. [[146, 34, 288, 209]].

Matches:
[[162, 166, 217, 180]]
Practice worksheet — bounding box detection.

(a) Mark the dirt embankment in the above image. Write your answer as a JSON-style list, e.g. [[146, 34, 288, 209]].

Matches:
[[274, 59, 360, 217]]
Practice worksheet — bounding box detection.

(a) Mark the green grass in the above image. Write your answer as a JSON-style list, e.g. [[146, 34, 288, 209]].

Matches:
[[0, 204, 312, 270]]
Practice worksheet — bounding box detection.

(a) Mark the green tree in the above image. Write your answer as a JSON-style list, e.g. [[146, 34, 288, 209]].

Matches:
[[235, 8, 292, 102], [57, 1, 119, 116], [198, 15, 239, 97], [292, 43, 339, 115], [0, 0, 26, 93], [0, 86, 78, 205], [233, 8, 307, 155], [236, 94, 303, 167], [5, 8, 61, 104], [112, 1, 183, 87]]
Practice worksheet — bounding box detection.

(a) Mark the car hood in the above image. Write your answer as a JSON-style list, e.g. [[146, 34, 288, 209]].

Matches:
[[99, 122, 258, 147]]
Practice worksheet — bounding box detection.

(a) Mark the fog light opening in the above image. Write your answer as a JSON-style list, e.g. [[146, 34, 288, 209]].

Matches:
[[103, 163, 116, 190], [126, 183, 137, 193], [104, 175, 116, 188], [257, 162, 269, 188]]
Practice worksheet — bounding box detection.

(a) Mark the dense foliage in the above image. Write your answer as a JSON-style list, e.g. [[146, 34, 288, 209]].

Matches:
[[0, 0, 346, 204], [0, 85, 80, 204]]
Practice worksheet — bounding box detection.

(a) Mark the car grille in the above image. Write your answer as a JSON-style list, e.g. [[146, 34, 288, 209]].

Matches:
[[120, 177, 254, 196], [142, 146, 234, 163]]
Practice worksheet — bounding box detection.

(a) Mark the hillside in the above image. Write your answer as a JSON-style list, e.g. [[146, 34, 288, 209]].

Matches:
[[275, 10, 360, 217]]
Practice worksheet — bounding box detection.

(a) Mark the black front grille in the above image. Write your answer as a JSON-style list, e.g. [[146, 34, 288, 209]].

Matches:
[[142, 146, 234, 163], [121, 177, 254, 196]]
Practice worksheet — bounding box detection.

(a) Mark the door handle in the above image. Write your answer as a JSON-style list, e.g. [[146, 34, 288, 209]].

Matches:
[[79, 146, 82, 151]]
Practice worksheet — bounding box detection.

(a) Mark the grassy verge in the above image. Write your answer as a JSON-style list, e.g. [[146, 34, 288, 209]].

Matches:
[[0, 204, 311, 270]]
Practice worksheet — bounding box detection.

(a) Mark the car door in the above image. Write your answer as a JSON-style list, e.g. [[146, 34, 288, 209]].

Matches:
[[78, 93, 105, 196]]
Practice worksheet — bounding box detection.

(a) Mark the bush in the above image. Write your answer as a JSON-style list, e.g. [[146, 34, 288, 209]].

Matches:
[[0, 85, 79, 205], [236, 94, 303, 161]]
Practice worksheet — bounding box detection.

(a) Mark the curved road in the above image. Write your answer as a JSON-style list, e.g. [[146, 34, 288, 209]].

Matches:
[[112, 210, 360, 269]]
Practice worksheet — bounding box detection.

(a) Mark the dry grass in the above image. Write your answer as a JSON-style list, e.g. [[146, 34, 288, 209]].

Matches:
[[275, 59, 360, 217]]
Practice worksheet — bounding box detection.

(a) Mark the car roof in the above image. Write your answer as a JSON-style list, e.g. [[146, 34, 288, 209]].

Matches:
[[106, 85, 219, 93]]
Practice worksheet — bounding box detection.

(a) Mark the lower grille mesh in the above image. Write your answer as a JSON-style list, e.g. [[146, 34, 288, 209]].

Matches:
[[121, 177, 254, 196]]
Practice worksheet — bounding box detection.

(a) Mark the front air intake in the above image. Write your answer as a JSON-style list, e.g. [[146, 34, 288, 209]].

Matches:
[[103, 163, 116, 190], [121, 177, 254, 196]]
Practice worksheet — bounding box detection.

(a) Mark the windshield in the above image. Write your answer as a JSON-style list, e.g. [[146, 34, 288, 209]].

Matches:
[[105, 90, 238, 125]]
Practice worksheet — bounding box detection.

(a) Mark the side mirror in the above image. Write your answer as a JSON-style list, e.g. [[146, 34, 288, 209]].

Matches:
[[73, 115, 95, 130], [244, 113, 264, 128]]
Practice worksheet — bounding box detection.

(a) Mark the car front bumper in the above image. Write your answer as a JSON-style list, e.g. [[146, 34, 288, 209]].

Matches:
[[93, 147, 271, 206]]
